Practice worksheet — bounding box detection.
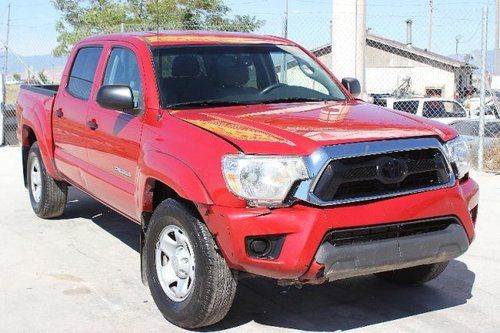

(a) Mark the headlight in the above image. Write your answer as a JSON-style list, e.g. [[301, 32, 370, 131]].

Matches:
[[444, 136, 471, 179], [222, 155, 309, 207]]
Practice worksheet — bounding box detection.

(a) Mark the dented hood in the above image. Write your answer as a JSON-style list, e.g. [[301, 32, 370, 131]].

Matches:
[[171, 101, 457, 155]]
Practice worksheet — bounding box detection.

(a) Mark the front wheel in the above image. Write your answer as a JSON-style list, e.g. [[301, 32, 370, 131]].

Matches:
[[145, 199, 237, 328], [27, 142, 67, 218], [375, 261, 449, 285]]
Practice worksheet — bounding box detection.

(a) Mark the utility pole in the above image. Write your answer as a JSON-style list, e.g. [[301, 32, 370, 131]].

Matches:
[[2, 2, 10, 121], [355, 0, 366, 97], [282, 0, 288, 38], [280, 0, 288, 83], [478, 6, 488, 171], [455, 35, 462, 55], [4, 3, 10, 83], [495, 0, 500, 74], [428, 0, 433, 51], [331, 0, 366, 95]]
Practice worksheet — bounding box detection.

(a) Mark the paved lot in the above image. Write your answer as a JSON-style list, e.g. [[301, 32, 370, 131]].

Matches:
[[0, 146, 499, 332]]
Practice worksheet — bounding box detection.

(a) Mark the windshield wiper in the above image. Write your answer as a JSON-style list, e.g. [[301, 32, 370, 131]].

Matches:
[[168, 100, 260, 109], [168, 97, 344, 109], [261, 97, 343, 104]]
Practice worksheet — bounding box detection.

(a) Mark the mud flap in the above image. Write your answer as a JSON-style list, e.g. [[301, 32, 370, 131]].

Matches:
[[140, 213, 151, 286]]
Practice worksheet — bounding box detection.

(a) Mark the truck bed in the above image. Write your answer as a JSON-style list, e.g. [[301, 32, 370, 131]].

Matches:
[[20, 84, 59, 97]]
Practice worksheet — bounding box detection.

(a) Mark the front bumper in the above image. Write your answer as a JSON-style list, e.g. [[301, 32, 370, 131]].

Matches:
[[316, 222, 468, 281], [206, 178, 478, 281]]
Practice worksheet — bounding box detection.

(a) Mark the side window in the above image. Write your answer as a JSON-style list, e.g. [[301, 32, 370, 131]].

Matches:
[[103, 48, 143, 108], [442, 102, 466, 117], [393, 101, 419, 114], [67, 47, 103, 100], [423, 101, 446, 118]]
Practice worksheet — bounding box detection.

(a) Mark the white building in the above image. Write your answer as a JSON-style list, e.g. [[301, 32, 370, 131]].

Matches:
[[312, 33, 476, 99]]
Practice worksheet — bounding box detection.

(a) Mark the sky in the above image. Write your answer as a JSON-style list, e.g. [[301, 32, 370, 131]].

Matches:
[[0, 0, 496, 58]]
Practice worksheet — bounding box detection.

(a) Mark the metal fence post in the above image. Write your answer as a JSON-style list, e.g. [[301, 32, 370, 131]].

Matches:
[[478, 5, 488, 172], [0, 73, 5, 146]]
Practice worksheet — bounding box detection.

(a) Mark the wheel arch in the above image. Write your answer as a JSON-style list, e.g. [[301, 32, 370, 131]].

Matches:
[[138, 175, 212, 286], [21, 125, 38, 187]]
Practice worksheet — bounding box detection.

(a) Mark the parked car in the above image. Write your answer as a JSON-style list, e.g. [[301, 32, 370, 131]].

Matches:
[[467, 100, 500, 119], [377, 97, 469, 124], [450, 119, 500, 147], [16, 31, 478, 329], [464, 89, 500, 115]]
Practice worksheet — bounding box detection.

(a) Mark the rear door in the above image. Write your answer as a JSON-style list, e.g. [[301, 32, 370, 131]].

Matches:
[[53, 46, 103, 186], [85, 44, 145, 219]]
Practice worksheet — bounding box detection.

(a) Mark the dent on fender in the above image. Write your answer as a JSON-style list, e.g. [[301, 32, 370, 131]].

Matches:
[[139, 149, 213, 205]]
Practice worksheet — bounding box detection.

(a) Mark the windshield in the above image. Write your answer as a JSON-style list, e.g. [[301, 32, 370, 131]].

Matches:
[[152, 44, 347, 109]]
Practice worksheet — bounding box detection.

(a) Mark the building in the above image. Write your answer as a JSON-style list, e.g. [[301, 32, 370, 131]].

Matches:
[[312, 33, 476, 99]]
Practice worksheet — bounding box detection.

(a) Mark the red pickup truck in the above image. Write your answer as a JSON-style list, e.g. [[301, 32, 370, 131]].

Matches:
[[17, 31, 478, 328]]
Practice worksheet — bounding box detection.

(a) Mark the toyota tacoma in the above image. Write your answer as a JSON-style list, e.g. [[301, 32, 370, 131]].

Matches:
[[16, 31, 478, 328]]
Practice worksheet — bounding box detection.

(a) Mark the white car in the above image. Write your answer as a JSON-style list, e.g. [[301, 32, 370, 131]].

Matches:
[[464, 90, 500, 113], [376, 97, 469, 125]]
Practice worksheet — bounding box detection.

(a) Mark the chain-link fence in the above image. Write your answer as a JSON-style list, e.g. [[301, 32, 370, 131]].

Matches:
[[1, 2, 499, 172]]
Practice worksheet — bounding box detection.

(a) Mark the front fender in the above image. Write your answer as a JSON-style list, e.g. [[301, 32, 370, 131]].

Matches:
[[137, 149, 213, 215]]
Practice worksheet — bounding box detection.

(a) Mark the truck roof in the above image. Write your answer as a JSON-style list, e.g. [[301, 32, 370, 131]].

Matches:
[[81, 30, 292, 47]]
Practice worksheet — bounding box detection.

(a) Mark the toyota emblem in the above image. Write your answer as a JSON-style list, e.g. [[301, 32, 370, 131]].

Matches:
[[376, 157, 408, 184]]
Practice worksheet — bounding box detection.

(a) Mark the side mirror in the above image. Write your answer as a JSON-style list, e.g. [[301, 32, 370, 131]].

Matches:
[[341, 77, 361, 97], [96, 85, 138, 115]]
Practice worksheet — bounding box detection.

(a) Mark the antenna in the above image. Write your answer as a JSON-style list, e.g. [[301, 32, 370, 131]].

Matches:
[[155, 0, 163, 121], [156, 0, 160, 38]]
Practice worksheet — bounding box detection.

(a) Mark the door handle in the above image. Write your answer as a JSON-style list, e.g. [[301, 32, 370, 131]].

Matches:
[[86, 119, 98, 131], [55, 108, 64, 118]]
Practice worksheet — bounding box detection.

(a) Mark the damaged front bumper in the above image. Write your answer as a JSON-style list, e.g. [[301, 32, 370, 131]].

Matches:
[[315, 219, 469, 281]]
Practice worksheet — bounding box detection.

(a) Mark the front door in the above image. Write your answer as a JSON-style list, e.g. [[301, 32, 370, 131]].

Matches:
[[53, 46, 103, 187], [86, 44, 145, 219]]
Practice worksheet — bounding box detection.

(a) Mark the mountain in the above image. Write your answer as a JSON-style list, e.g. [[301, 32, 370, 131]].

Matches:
[[448, 50, 495, 73], [0, 51, 68, 77]]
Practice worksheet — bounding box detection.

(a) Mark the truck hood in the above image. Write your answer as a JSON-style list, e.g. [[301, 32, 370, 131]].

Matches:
[[171, 100, 456, 155]]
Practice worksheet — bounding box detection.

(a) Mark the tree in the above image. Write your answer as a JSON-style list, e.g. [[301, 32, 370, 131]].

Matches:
[[51, 0, 264, 57], [38, 70, 50, 84], [12, 73, 21, 82]]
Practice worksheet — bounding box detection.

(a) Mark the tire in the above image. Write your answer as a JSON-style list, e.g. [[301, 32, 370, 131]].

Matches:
[[375, 261, 449, 285], [145, 199, 237, 328], [27, 142, 67, 218]]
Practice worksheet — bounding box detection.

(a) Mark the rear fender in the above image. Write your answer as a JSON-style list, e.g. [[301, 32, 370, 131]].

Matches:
[[20, 117, 59, 181]]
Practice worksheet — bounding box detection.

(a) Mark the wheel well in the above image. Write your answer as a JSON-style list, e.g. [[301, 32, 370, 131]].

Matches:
[[22, 126, 37, 187], [142, 179, 205, 231]]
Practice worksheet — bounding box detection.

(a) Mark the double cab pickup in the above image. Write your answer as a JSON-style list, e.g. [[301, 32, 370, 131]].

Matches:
[[17, 31, 478, 328]]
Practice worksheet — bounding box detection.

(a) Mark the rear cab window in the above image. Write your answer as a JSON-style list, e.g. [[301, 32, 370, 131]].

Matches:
[[67, 47, 103, 100]]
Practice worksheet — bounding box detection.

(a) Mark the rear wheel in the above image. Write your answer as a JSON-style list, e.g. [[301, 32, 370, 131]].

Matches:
[[145, 199, 237, 328], [27, 142, 67, 218], [375, 261, 449, 285]]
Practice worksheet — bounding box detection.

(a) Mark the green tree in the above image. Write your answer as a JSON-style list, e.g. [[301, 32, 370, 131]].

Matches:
[[12, 73, 21, 81], [38, 70, 50, 84], [51, 0, 264, 57]]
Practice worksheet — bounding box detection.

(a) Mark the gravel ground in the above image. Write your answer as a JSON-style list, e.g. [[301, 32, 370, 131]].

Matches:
[[0, 146, 499, 333]]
